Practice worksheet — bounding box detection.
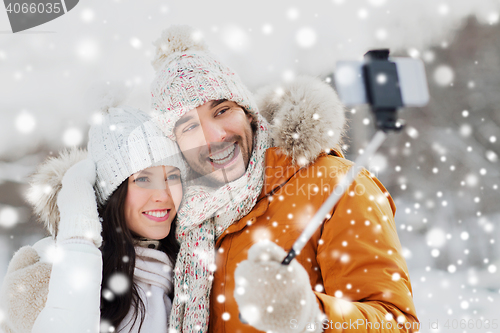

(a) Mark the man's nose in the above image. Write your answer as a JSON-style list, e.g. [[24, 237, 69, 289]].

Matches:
[[200, 119, 226, 144]]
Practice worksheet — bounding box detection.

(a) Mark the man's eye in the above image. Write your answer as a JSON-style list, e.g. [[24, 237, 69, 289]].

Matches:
[[215, 107, 229, 117], [166, 174, 180, 181], [134, 177, 149, 183]]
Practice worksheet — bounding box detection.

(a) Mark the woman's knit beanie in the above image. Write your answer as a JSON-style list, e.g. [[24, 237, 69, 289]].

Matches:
[[86, 83, 187, 204], [150, 25, 259, 140]]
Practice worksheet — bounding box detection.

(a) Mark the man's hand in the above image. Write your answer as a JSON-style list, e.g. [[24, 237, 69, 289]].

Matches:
[[234, 240, 324, 333], [57, 159, 102, 247]]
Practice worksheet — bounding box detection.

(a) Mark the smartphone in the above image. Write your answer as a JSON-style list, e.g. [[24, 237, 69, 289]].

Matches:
[[334, 57, 429, 107]]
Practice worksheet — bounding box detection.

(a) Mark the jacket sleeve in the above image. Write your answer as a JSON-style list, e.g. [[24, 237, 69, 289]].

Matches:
[[0, 243, 52, 333], [315, 168, 419, 332], [31, 239, 103, 333]]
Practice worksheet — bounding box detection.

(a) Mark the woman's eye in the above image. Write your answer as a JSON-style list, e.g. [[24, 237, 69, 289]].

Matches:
[[183, 123, 198, 133], [134, 177, 149, 183]]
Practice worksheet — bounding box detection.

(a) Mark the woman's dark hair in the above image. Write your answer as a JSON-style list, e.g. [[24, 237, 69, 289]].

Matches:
[[98, 179, 180, 331]]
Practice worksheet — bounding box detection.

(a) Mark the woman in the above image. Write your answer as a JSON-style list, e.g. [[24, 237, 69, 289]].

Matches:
[[0, 102, 186, 333]]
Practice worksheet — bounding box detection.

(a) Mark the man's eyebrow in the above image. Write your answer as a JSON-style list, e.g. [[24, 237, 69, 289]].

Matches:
[[174, 99, 228, 130], [166, 168, 181, 175], [210, 99, 227, 108], [174, 114, 194, 130]]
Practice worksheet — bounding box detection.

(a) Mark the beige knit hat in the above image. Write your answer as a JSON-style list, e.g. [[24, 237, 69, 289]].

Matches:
[[150, 25, 259, 140], [87, 84, 187, 204]]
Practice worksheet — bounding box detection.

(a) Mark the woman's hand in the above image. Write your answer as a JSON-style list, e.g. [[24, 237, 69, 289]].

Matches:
[[56, 158, 101, 247]]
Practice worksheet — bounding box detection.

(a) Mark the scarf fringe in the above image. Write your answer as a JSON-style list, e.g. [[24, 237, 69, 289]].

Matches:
[[169, 115, 271, 333]]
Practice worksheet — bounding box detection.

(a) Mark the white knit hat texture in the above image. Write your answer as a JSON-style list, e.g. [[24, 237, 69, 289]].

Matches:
[[86, 83, 187, 204], [150, 25, 259, 140]]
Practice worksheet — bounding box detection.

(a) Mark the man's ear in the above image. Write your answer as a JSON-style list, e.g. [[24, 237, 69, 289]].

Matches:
[[246, 112, 254, 123]]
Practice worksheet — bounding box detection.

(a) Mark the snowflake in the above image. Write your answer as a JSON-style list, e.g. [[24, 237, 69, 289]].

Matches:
[[15, 111, 36, 134], [0, 206, 19, 228], [108, 272, 130, 295], [62, 127, 83, 147], [433, 65, 454, 86], [296, 27, 317, 48]]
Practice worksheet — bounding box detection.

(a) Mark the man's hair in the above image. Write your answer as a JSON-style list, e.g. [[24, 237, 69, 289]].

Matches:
[[244, 108, 258, 134]]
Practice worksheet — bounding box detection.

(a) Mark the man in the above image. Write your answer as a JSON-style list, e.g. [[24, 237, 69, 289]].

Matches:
[[151, 25, 419, 333]]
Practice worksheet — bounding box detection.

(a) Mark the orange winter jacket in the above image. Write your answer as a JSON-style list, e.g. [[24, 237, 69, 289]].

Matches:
[[209, 147, 419, 333]]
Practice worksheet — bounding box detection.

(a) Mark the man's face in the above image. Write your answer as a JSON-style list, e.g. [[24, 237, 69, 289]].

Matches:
[[174, 100, 254, 186]]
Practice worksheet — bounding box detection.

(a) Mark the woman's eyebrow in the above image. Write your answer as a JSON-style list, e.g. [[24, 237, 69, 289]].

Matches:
[[135, 170, 152, 176], [174, 114, 194, 129]]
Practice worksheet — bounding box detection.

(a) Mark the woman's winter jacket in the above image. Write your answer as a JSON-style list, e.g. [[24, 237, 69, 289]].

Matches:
[[0, 237, 174, 333]]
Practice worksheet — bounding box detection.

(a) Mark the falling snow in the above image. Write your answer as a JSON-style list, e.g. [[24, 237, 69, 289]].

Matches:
[[296, 27, 317, 48], [0, 1, 500, 331], [62, 127, 84, 147], [108, 272, 130, 295], [76, 38, 100, 61], [81, 8, 95, 23], [262, 24, 273, 35], [286, 7, 300, 21], [433, 65, 454, 86], [129, 37, 142, 49], [100, 320, 114, 333], [0, 206, 19, 228], [15, 111, 36, 134], [222, 26, 250, 51]]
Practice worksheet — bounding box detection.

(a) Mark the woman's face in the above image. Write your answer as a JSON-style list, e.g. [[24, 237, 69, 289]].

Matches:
[[124, 165, 183, 240]]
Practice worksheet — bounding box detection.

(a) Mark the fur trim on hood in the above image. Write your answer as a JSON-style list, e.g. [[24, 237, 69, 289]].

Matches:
[[255, 75, 346, 166], [27, 76, 346, 235], [25, 148, 87, 237]]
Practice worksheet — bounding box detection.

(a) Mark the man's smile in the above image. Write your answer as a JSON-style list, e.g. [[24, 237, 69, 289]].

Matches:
[[208, 143, 240, 168]]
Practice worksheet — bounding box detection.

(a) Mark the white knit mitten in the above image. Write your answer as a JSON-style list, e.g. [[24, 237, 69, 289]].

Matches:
[[56, 159, 102, 247], [234, 241, 324, 333]]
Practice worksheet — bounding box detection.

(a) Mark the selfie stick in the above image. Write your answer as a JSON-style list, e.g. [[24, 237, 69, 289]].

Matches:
[[282, 49, 407, 265], [281, 130, 387, 264]]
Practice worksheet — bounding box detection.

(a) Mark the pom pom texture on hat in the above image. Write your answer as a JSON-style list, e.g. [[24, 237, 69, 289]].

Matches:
[[84, 81, 130, 114], [152, 25, 208, 71]]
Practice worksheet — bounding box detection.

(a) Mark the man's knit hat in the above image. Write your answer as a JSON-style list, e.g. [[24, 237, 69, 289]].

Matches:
[[150, 25, 259, 140], [87, 85, 186, 204], [148, 27, 273, 333]]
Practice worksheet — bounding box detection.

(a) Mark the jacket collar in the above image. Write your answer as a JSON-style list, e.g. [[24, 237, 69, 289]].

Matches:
[[256, 75, 346, 167], [258, 147, 303, 201]]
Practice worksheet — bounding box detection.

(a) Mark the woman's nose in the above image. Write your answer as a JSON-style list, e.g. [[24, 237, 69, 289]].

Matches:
[[152, 187, 172, 202]]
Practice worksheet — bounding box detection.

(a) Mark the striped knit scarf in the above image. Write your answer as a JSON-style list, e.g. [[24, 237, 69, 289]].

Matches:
[[169, 115, 270, 333]]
